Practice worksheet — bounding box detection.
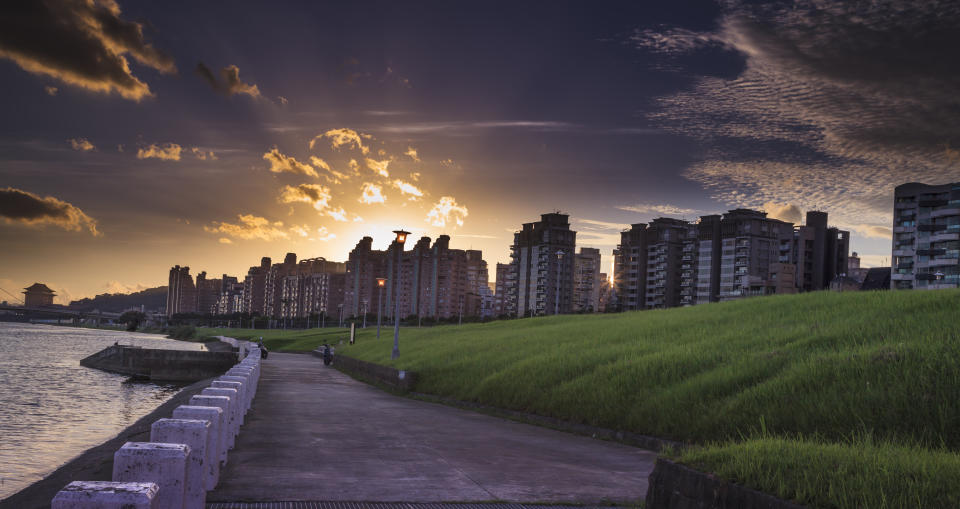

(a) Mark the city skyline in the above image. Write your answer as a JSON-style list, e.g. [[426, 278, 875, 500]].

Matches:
[[3, 0, 955, 302]]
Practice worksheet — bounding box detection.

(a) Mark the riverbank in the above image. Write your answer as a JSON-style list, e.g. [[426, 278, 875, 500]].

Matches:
[[0, 377, 213, 509]]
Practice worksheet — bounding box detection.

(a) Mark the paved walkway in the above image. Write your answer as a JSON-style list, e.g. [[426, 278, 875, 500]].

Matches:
[[208, 353, 656, 504]]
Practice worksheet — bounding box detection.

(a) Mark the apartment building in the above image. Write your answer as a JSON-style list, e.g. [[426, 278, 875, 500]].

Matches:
[[892, 182, 960, 289], [509, 213, 577, 316], [166, 265, 197, 316], [573, 247, 602, 312], [241, 257, 271, 315], [493, 262, 512, 317], [794, 211, 850, 292], [614, 218, 697, 310]]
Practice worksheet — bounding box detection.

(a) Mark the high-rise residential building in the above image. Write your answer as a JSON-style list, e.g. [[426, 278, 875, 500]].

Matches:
[[509, 213, 576, 316], [692, 214, 723, 305], [847, 252, 867, 283], [242, 257, 271, 315], [264, 253, 298, 318], [794, 211, 850, 292], [714, 209, 795, 300], [892, 182, 960, 289], [216, 275, 244, 315], [195, 271, 221, 315], [493, 262, 512, 317], [613, 219, 697, 310], [166, 265, 197, 316], [597, 273, 615, 312], [345, 236, 388, 318], [573, 247, 602, 312], [279, 257, 347, 319]]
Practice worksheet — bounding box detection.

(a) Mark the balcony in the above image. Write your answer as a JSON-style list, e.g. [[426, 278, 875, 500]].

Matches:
[[920, 199, 948, 207], [919, 224, 947, 232]]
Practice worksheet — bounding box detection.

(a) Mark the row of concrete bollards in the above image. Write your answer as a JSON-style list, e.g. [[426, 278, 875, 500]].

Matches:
[[51, 343, 263, 509]]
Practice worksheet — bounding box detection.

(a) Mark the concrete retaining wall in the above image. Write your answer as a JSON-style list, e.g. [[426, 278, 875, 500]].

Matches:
[[644, 458, 806, 509], [327, 353, 418, 391], [80, 345, 237, 382]]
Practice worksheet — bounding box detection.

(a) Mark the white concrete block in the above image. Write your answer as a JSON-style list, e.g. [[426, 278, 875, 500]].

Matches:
[[188, 395, 231, 465], [150, 418, 209, 508], [171, 405, 222, 489], [219, 376, 250, 411], [211, 381, 245, 420], [112, 442, 188, 509], [52, 481, 159, 509], [201, 387, 239, 447]]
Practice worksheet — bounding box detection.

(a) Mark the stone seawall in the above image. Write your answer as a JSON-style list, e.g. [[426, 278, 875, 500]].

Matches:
[[80, 345, 238, 382]]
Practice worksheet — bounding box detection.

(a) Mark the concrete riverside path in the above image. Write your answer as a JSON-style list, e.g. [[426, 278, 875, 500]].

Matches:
[[207, 352, 656, 505]]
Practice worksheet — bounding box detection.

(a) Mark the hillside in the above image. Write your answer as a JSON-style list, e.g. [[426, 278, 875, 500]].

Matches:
[[68, 286, 167, 313]]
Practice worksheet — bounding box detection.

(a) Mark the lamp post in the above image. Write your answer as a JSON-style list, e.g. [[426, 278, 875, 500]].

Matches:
[[338, 303, 343, 327], [555, 249, 565, 316], [362, 299, 368, 328], [376, 277, 386, 339], [391, 229, 409, 360], [458, 294, 464, 326]]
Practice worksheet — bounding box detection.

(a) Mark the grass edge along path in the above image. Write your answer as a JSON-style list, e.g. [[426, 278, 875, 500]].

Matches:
[[203, 289, 960, 508]]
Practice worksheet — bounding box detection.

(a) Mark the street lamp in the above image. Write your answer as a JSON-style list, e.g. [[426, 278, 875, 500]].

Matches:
[[362, 299, 368, 328], [376, 277, 386, 339], [555, 249, 565, 316], [392, 229, 409, 359], [338, 303, 344, 328]]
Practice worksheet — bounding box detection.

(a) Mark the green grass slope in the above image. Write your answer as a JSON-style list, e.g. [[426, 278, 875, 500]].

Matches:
[[202, 290, 960, 507]]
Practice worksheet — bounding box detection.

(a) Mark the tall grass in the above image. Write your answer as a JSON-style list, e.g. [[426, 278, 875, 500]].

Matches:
[[205, 290, 960, 507]]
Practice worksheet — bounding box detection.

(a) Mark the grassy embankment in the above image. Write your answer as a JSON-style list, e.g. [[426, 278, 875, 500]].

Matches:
[[201, 290, 960, 508]]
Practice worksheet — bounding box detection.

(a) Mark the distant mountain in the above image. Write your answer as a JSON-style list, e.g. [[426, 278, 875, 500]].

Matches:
[[69, 286, 167, 313]]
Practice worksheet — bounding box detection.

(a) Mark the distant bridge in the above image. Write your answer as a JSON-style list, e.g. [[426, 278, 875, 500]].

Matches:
[[0, 304, 124, 321]]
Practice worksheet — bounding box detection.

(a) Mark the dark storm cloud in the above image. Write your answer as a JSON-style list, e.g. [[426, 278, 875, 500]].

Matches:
[[195, 62, 262, 98], [635, 0, 960, 233], [0, 187, 100, 236], [0, 0, 175, 101]]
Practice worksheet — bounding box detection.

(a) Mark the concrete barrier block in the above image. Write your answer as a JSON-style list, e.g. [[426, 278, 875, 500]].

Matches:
[[150, 418, 209, 508], [112, 442, 189, 509], [171, 405, 222, 489], [188, 395, 231, 465], [201, 387, 239, 447], [219, 375, 251, 411], [211, 381, 245, 420], [52, 481, 159, 509]]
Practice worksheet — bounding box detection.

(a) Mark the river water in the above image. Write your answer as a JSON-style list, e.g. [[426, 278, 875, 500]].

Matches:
[[0, 322, 208, 500]]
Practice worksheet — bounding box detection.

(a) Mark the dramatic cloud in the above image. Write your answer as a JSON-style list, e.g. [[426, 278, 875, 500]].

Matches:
[[68, 138, 95, 151], [191, 147, 217, 160], [311, 128, 370, 154], [762, 202, 803, 225], [278, 184, 332, 211], [426, 196, 468, 228], [616, 203, 699, 217], [137, 143, 182, 161], [0, 0, 176, 101], [263, 147, 318, 178], [310, 156, 349, 183], [326, 206, 348, 222], [392, 179, 423, 199], [316, 226, 335, 241], [44, 86, 58, 96], [637, 0, 960, 237], [0, 187, 100, 236], [359, 183, 385, 204], [364, 158, 390, 178], [404, 146, 420, 162], [204, 214, 289, 241], [195, 62, 261, 98], [852, 224, 893, 239]]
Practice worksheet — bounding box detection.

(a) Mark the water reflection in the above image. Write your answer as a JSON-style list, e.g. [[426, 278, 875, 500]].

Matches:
[[0, 323, 206, 500]]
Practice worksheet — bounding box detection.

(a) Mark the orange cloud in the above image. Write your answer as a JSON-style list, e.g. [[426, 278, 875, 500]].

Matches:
[[137, 143, 182, 161], [204, 214, 289, 241], [0, 187, 100, 236], [364, 158, 390, 177], [195, 62, 261, 99], [0, 0, 176, 101], [68, 138, 95, 151], [191, 147, 217, 160], [359, 183, 386, 204], [311, 128, 370, 154], [392, 179, 423, 199], [263, 147, 317, 177], [278, 184, 332, 212], [426, 196, 468, 227]]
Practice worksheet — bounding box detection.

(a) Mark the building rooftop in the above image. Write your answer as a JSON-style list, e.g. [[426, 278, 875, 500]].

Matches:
[[23, 283, 56, 295]]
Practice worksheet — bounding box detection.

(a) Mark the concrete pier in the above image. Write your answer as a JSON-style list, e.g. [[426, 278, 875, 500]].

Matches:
[[150, 419, 210, 509], [200, 387, 239, 448], [112, 442, 189, 509], [171, 406, 223, 488], [189, 395, 231, 464], [51, 481, 159, 509]]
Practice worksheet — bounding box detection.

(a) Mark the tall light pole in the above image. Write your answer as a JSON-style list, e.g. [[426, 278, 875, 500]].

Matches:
[[458, 294, 464, 326], [362, 299, 368, 328], [392, 229, 409, 360], [376, 277, 386, 338], [556, 249, 565, 316], [338, 303, 343, 327]]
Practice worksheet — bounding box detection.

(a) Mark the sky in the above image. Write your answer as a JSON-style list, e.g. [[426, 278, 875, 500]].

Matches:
[[2, 0, 959, 304]]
